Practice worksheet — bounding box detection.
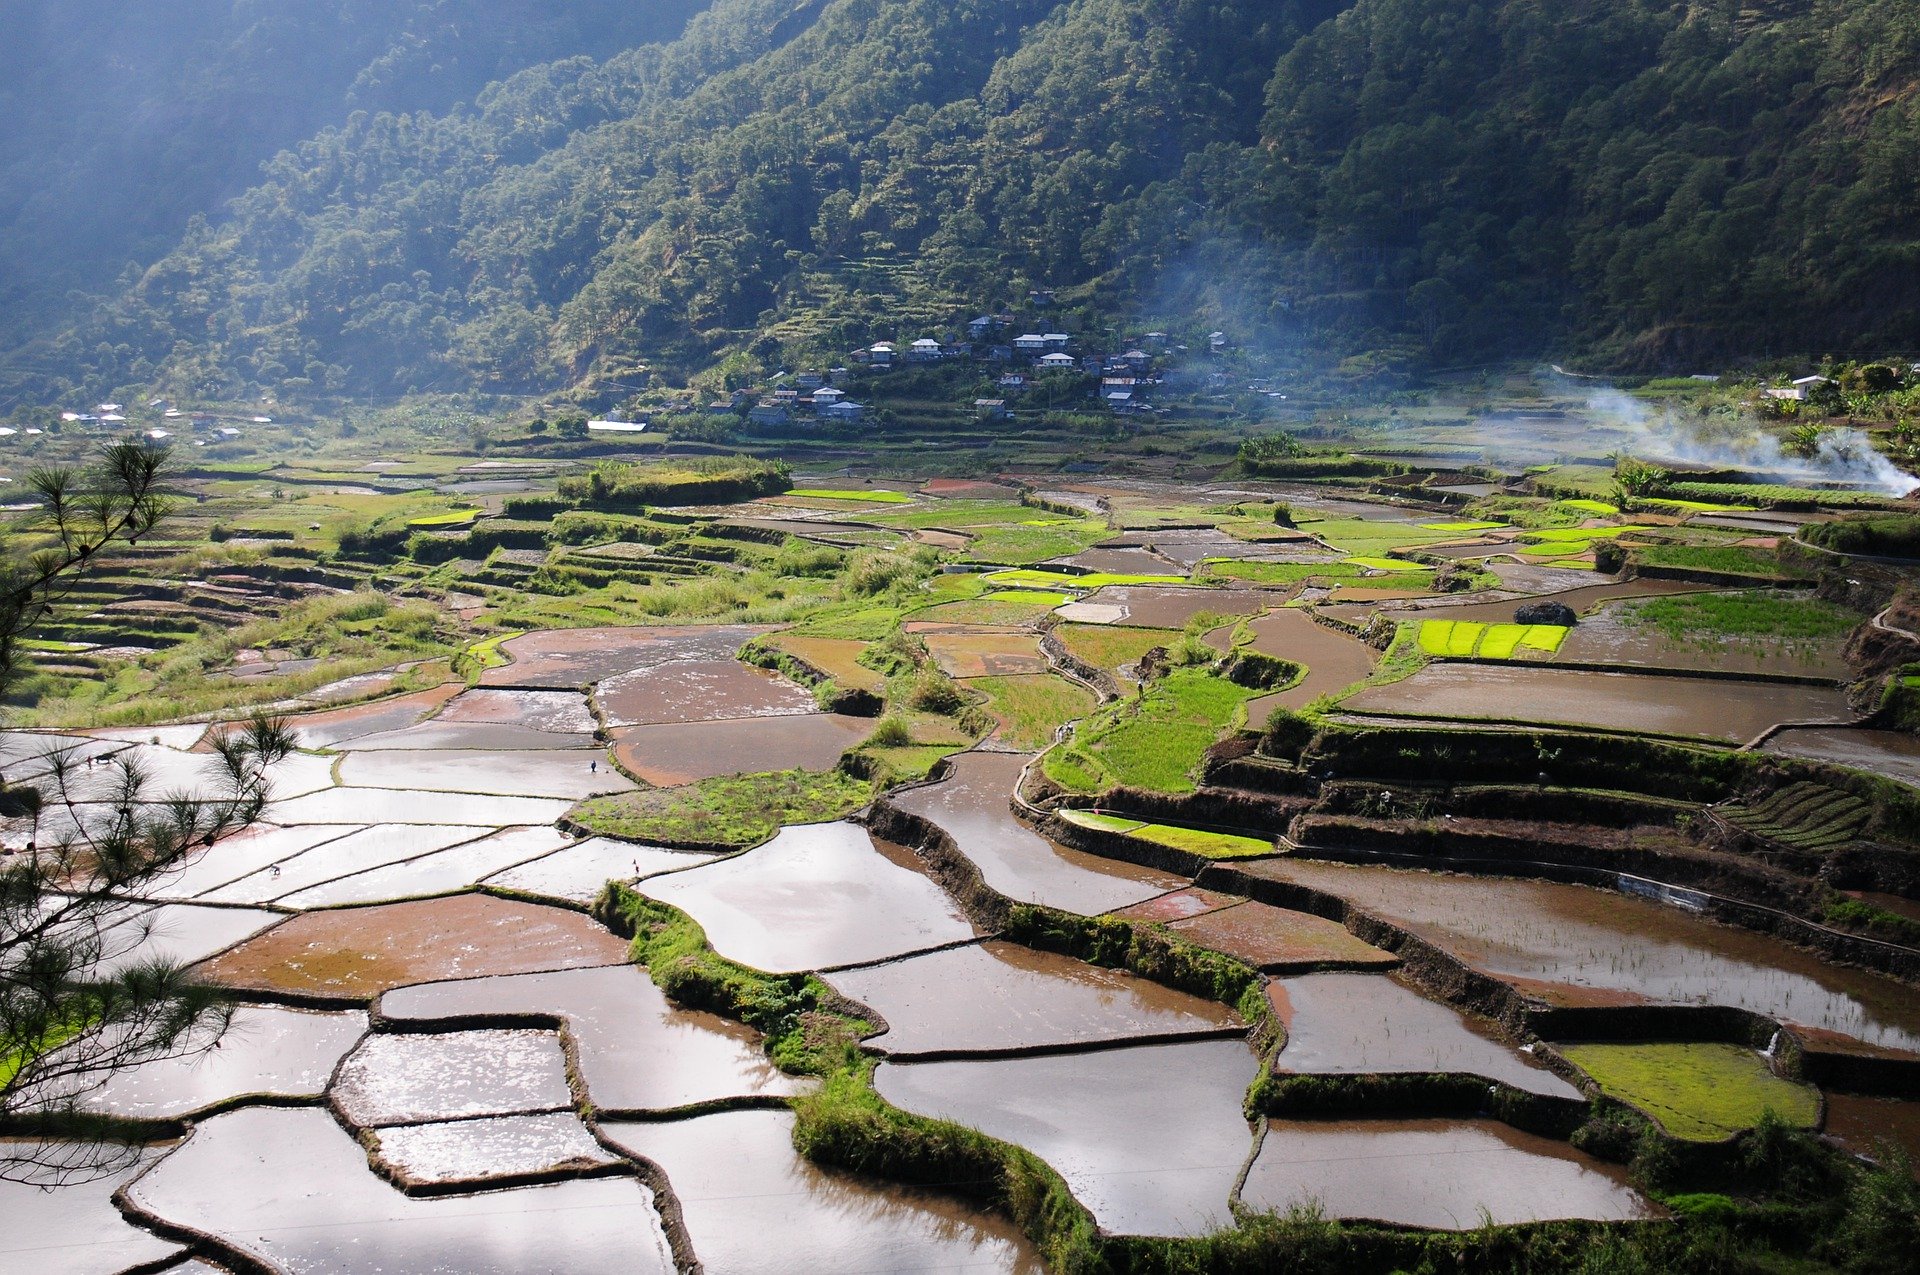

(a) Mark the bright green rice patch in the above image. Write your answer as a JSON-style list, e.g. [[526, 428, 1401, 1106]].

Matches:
[[966, 674, 1096, 750], [1343, 556, 1433, 572], [786, 488, 914, 504], [458, 630, 525, 674], [1058, 809, 1146, 833], [1558, 1042, 1819, 1141], [1521, 540, 1595, 557], [1619, 590, 1861, 643], [1201, 560, 1382, 589], [567, 768, 871, 849], [792, 607, 907, 641], [1422, 520, 1507, 532], [1630, 544, 1808, 579], [1417, 621, 1566, 659], [1557, 499, 1621, 516], [1644, 498, 1759, 514], [986, 569, 1187, 590], [1044, 668, 1262, 795], [1523, 525, 1652, 543], [1129, 823, 1273, 859], [407, 508, 482, 528], [17, 638, 90, 652], [1055, 623, 1177, 675], [911, 591, 1070, 626]]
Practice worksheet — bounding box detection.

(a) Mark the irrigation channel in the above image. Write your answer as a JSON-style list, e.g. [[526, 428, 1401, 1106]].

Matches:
[[5, 534, 1919, 1271]]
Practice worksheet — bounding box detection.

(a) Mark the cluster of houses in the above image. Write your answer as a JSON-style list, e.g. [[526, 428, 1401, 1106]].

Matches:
[[48, 399, 258, 443], [844, 317, 1177, 415]]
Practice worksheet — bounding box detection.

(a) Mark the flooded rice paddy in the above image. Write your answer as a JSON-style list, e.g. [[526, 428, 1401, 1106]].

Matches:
[[275, 826, 573, 908], [123, 1106, 677, 1274], [481, 836, 712, 903], [368, 1113, 617, 1188], [195, 894, 631, 997], [1763, 725, 1920, 785], [604, 1109, 1046, 1274], [481, 624, 769, 687], [83, 1006, 367, 1118], [336, 748, 631, 798], [23, 470, 1919, 1267], [1243, 1119, 1654, 1228], [828, 940, 1242, 1055], [1346, 663, 1854, 741], [331, 1029, 573, 1126], [1822, 1093, 1920, 1173], [1227, 608, 1379, 713], [1057, 585, 1266, 628], [876, 1039, 1261, 1236], [611, 712, 869, 785], [888, 750, 1182, 914], [1248, 860, 1920, 1052], [1268, 973, 1580, 1097], [0, 1143, 183, 1273], [597, 658, 817, 726], [380, 965, 809, 1112], [638, 821, 977, 972]]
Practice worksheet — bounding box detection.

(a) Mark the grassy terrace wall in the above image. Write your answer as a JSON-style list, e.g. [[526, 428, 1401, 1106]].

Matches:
[[1298, 723, 1920, 853]]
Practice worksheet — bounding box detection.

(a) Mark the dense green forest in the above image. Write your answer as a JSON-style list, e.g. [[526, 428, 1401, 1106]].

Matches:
[[0, 0, 705, 344], [4, 0, 1916, 407]]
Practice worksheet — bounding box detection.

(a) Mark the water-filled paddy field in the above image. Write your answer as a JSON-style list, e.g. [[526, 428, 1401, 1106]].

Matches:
[[1345, 662, 1854, 741], [1248, 860, 1920, 1053], [18, 469, 1920, 1271]]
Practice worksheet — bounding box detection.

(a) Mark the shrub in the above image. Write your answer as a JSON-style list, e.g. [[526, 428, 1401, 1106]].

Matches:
[[1516, 600, 1578, 626]]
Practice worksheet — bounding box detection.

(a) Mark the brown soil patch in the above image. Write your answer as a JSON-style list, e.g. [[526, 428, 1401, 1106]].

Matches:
[[920, 630, 1049, 678], [764, 635, 885, 692], [596, 660, 817, 726], [282, 683, 463, 750], [921, 479, 1023, 500], [1109, 887, 1246, 923], [482, 625, 769, 688], [611, 715, 870, 786], [1164, 901, 1397, 971], [194, 894, 629, 1000]]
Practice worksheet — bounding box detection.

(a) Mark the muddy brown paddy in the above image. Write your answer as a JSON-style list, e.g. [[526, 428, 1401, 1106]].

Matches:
[[827, 940, 1242, 1055], [1346, 663, 1853, 741], [1243, 1118, 1654, 1228], [1245, 860, 1920, 1053], [637, 822, 977, 972], [888, 751, 1181, 914], [596, 659, 816, 726], [481, 624, 769, 687], [194, 894, 630, 998], [1763, 726, 1920, 785], [875, 1038, 1259, 1237], [1223, 609, 1378, 713], [605, 1109, 1045, 1274], [611, 714, 869, 785], [1268, 973, 1579, 1097], [124, 1106, 675, 1274], [380, 965, 809, 1113]]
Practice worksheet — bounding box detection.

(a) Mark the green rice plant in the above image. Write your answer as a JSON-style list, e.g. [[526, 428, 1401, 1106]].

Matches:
[[1559, 1042, 1819, 1141], [406, 508, 482, 528], [1421, 520, 1508, 532], [966, 674, 1095, 750], [1043, 668, 1261, 794], [567, 768, 872, 849], [984, 568, 1186, 590], [1058, 810, 1146, 833], [1342, 556, 1433, 572], [785, 488, 914, 503], [1128, 822, 1272, 858]]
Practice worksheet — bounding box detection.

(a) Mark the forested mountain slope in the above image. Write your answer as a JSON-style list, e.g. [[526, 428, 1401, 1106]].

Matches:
[[8, 0, 1917, 405], [0, 0, 705, 339]]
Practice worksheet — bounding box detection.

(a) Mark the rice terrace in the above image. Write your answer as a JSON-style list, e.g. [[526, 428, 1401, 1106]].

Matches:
[[4, 365, 1920, 1275]]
